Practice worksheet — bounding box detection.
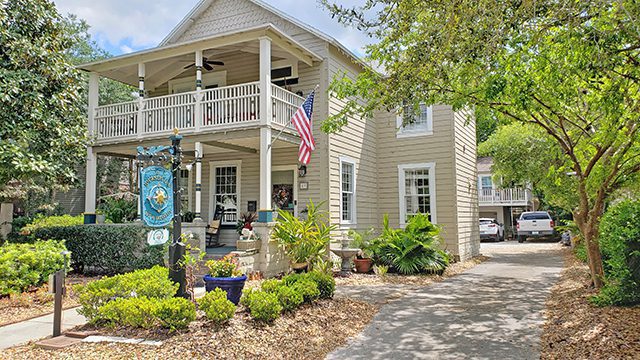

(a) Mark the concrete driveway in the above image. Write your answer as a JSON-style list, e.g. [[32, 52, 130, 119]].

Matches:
[[327, 241, 563, 360]]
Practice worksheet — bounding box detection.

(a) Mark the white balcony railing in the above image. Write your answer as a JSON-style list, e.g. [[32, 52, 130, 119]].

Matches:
[[479, 188, 532, 206], [93, 82, 304, 141]]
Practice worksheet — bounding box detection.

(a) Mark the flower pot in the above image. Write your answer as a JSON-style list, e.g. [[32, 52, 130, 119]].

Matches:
[[291, 262, 309, 273], [354, 258, 373, 273], [203, 274, 247, 305]]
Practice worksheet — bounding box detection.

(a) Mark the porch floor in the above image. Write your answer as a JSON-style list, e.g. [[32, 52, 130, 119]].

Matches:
[[205, 245, 237, 257]]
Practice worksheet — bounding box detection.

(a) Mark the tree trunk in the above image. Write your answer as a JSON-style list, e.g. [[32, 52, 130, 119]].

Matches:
[[582, 222, 605, 289]]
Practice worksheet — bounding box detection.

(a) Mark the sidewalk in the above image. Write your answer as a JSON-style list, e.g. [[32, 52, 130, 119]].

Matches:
[[0, 307, 86, 349]]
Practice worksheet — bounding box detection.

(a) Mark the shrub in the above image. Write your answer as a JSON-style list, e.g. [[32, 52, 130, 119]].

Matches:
[[156, 297, 196, 330], [591, 200, 640, 306], [305, 271, 335, 299], [276, 285, 304, 312], [261, 279, 284, 293], [240, 287, 257, 308], [371, 214, 450, 274], [291, 279, 320, 303], [75, 266, 178, 321], [272, 200, 336, 267], [246, 290, 282, 322], [0, 240, 69, 295], [5, 216, 34, 243], [282, 273, 303, 287], [35, 224, 164, 274], [96, 296, 195, 330], [98, 197, 137, 223], [20, 214, 84, 238], [97, 297, 158, 329], [198, 288, 236, 324]]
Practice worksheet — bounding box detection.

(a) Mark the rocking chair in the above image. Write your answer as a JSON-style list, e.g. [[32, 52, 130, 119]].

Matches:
[[206, 205, 226, 248]]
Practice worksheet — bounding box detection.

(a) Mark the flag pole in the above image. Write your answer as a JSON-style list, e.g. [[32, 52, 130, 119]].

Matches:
[[269, 84, 320, 148]]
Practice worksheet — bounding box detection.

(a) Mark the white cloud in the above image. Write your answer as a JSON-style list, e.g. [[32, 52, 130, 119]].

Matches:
[[53, 0, 373, 55]]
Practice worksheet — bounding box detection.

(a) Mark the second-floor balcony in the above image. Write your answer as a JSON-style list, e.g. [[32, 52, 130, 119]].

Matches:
[[479, 188, 532, 206], [94, 83, 303, 142]]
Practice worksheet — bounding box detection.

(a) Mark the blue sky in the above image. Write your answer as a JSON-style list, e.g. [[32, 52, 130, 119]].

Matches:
[[53, 0, 370, 57]]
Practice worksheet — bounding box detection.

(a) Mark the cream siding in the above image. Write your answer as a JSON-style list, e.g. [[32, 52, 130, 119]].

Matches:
[[326, 48, 378, 231], [375, 105, 461, 255], [452, 109, 480, 259]]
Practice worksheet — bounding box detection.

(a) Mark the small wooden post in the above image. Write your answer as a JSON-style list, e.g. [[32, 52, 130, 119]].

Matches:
[[52, 269, 64, 337]]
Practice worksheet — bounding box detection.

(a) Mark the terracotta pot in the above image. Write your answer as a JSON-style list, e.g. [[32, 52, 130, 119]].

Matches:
[[354, 258, 373, 273]]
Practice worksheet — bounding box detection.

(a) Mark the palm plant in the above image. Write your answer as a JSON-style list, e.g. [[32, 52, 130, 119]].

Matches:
[[272, 200, 336, 270], [375, 214, 450, 275]]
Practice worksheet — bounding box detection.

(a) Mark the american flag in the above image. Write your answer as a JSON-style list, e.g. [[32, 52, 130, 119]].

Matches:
[[291, 90, 316, 164]]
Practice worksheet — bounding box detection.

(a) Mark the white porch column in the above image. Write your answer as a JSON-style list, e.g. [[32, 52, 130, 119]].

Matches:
[[194, 142, 203, 221], [136, 63, 145, 138], [194, 50, 203, 132], [84, 73, 99, 224], [87, 72, 99, 137], [84, 147, 97, 223], [259, 37, 272, 211]]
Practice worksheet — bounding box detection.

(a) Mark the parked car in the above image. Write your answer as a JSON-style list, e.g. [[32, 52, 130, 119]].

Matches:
[[479, 218, 504, 242], [516, 211, 556, 243]]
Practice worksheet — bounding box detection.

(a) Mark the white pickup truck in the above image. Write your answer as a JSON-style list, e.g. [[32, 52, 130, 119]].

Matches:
[[516, 211, 556, 243]]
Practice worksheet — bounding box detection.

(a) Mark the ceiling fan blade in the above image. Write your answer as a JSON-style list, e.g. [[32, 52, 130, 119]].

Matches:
[[183, 63, 195, 70], [207, 60, 225, 66], [203, 63, 214, 71]]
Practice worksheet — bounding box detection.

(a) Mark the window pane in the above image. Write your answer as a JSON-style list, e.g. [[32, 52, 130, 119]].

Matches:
[[215, 166, 238, 223], [341, 162, 354, 222], [404, 167, 431, 222]]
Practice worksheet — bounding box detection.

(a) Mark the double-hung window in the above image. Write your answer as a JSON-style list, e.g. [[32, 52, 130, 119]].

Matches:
[[398, 163, 436, 224], [340, 157, 356, 225], [397, 103, 433, 137]]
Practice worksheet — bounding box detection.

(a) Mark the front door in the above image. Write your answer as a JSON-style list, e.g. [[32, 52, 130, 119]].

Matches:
[[272, 169, 296, 216]]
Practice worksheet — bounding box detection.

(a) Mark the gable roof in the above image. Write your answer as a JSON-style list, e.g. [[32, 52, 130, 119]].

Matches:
[[160, 0, 365, 67]]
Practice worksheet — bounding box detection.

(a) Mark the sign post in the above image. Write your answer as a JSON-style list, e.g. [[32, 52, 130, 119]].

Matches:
[[169, 132, 186, 298], [137, 129, 187, 298]]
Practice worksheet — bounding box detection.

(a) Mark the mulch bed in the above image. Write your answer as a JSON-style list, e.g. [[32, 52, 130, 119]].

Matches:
[[0, 274, 98, 327], [2, 297, 378, 360], [334, 255, 490, 287], [540, 250, 640, 359]]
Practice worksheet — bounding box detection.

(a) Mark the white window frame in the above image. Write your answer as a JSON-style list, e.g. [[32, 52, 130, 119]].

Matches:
[[396, 104, 433, 138], [398, 162, 437, 225], [209, 160, 241, 225], [271, 59, 299, 82], [339, 156, 357, 226]]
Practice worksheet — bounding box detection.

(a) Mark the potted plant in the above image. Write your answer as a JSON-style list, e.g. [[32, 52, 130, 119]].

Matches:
[[203, 254, 247, 305], [272, 200, 336, 272], [235, 212, 257, 235], [349, 229, 375, 273]]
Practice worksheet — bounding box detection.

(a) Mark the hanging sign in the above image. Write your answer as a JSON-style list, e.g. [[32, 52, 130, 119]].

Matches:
[[141, 165, 174, 227]]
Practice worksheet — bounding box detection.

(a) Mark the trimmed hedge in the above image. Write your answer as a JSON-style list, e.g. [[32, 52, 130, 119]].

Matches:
[[35, 224, 164, 274], [0, 240, 69, 295]]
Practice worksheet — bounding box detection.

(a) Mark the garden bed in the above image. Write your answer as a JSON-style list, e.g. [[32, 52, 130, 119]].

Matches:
[[335, 255, 490, 287], [2, 297, 377, 359], [540, 250, 640, 359], [0, 274, 97, 327]]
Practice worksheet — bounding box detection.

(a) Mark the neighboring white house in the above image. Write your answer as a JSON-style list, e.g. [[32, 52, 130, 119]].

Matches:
[[477, 157, 534, 239], [74, 0, 480, 273]]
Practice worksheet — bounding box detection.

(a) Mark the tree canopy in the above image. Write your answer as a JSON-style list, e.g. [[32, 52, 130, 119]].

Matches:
[[0, 0, 87, 187], [323, 0, 640, 288]]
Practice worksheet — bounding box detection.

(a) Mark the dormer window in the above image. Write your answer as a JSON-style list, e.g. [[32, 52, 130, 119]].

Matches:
[[397, 104, 433, 138]]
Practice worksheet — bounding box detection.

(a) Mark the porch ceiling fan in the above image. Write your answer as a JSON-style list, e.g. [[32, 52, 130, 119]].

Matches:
[[182, 57, 225, 71]]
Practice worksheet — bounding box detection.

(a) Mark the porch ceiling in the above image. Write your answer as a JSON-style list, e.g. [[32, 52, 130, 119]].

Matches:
[[78, 24, 322, 88]]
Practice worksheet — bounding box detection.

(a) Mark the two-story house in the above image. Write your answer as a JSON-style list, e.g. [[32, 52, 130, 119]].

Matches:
[[477, 156, 534, 239], [76, 0, 480, 273]]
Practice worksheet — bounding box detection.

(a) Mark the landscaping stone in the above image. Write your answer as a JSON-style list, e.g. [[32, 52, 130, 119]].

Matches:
[[35, 335, 82, 350]]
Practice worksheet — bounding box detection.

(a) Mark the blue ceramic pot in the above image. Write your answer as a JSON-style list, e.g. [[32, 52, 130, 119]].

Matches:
[[203, 274, 247, 305]]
